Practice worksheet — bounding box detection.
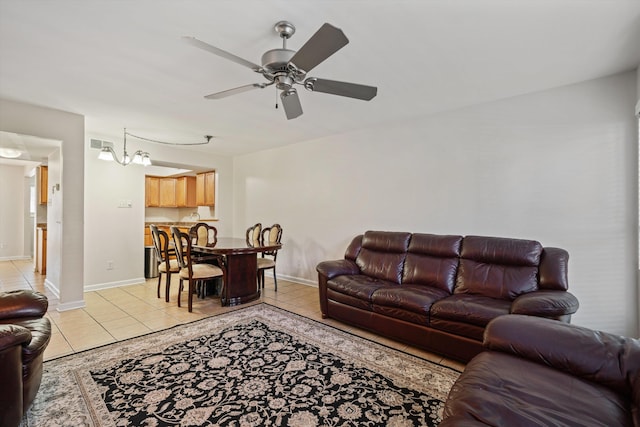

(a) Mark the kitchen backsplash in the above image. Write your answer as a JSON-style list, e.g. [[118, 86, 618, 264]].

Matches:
[[145, 206, 216, 223]]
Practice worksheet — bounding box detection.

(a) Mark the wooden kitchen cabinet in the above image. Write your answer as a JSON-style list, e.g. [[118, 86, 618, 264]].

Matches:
[[144, 226, 152, 246], [176, 176, 196, 208], [145, 176, 160, 207], [159, 178, 177, 207], [38, 166, 48, 205], [196, 171, 215, 207], [146, 174, 204, 208]]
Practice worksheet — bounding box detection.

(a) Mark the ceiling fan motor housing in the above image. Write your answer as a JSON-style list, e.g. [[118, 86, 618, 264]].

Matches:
[[261, 49, 296, 74]]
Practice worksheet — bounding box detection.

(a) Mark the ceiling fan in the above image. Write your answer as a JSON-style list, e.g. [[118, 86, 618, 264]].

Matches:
[[183, 21, 377, 120]]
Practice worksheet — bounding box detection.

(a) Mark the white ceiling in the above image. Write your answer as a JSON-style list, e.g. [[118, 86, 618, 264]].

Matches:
[[1, 0, 639, 158]]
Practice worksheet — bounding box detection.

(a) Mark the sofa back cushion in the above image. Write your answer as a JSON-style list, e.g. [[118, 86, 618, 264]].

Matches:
[[344, 235, 363, 262], [355, 231, 411, 284], [455, 236, 543, 300], [539, 247, 570, 291], [402, 234, 463, 293]]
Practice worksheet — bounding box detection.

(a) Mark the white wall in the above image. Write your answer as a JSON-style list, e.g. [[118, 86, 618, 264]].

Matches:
[[83, 149, 147, 289], [0, 164, 26, 259], [84, 135, 234, 289], [234, 71, 639, 337], [0, 99, 85, 310], [23, 173, 35, 259]]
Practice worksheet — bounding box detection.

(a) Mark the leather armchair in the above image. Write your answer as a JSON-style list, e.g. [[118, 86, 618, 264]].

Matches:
[[441, 314, 640, 426], [0, 290, 51, 427]]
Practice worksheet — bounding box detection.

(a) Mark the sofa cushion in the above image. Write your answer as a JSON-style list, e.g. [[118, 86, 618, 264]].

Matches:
[[327, 275, 395, 311], [355, 231, 411, 284], [371, 284, 450, 325], [431, 294, 511, 328], [402, 233, 462, 293], [442, 351, 633, 426], [455, 236, 543, 300]]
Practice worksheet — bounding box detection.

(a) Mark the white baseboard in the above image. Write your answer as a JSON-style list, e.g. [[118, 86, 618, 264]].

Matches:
[[84, 277, 147, 292], [57, 299, 86, 312], [0, 256, 31, 261], [277, 274, 317, 287], [45, 279, 59, 298]]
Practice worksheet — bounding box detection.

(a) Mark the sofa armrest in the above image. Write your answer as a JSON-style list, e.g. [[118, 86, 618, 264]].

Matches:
[[0, 324, 32, 352], [317, 259, 360, 317], [511, 290, 579, 319], [484, 315, 640, 395], [0, 290, 49, 321], [316, 259, 360, 280]]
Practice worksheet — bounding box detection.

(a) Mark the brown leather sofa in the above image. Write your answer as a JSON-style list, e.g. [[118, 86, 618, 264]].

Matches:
[[441, 314, 640, 426], [317, 231, 579, 362], [0, 290, 51, 427]]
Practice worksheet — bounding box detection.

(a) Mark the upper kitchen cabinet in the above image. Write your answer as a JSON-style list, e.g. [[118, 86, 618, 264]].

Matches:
[[176, 176, 196, 208], [38, 165, 48, 205], [196, 171, 215, 207], [146, 175, 198, 208], [159, 177, 177, 207], [145, 176, 160, 207]]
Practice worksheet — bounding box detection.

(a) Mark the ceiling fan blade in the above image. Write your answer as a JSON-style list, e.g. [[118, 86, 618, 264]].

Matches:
[[288, 23, 349, 74], [306, 78, 377, 100], [182, 36, 262, 72], [280, 89, 303, 120], [204, 83, 269, 99]]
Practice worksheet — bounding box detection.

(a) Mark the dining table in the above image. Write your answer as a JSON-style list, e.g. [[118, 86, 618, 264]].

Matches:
[[192, 237, 282, 306]]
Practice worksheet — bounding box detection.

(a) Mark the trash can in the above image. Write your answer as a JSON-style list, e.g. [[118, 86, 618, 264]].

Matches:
[[144, 246, 158, 278]]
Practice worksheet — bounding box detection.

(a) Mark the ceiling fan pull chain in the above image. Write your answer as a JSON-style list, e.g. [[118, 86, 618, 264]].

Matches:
[[275, 87, 279, 109]]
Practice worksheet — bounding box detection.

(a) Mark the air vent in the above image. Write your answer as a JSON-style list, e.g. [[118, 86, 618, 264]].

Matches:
[[90, 139, 114, 149]]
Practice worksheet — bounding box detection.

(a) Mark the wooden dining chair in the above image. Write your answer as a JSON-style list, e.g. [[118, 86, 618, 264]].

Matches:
[[258, 224, 283, 291], [246, 223, 262, 246], [150, 224, 180, 302], [170, 226, 225, 312], [190, 222, 218, 246]]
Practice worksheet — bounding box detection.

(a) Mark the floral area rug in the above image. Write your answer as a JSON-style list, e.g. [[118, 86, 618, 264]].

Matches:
[[22, 304, 459, 426]]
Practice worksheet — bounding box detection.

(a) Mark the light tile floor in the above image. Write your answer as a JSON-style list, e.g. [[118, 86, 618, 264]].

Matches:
[[0, 259, 464, 371]]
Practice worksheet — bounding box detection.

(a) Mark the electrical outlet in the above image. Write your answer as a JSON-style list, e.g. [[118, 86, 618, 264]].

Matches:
[[107, 260, 114, 270]]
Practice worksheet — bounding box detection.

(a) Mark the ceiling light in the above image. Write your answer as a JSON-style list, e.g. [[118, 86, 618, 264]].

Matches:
[[0, 148, 22, 158], [97, 128, 152, 167], [96, 129, 212, 167], [98, 147, 115, 161]]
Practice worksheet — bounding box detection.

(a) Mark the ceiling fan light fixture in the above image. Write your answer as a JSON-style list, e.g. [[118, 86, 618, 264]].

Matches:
[[0, 147, 23, 158]]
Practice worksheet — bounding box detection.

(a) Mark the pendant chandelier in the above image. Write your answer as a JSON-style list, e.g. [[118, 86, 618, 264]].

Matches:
[[97, 129, 213, 166], [98, 128, 151, 166]]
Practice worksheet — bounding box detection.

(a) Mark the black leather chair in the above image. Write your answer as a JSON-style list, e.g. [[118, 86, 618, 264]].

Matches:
[[0, 290, 51, 427]]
